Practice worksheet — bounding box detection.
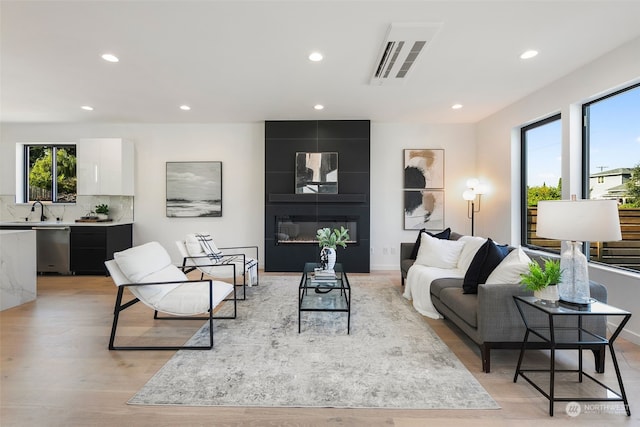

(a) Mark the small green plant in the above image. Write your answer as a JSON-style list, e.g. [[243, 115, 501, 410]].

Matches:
[[520, 258, 562, 291], [95, 204, 109, 215], [316, 226, 350, 249]]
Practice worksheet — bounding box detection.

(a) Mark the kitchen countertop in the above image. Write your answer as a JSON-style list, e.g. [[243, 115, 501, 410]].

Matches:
[[0, 221, 133, 227]]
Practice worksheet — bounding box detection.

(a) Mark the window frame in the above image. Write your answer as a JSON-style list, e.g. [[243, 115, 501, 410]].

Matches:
[[22, 143, 77, 204], [582, 82, 640, 200], [581, 82, 640, 272], [520, 113, 562, 251]]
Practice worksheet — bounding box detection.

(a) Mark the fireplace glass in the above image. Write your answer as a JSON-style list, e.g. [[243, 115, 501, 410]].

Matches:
[[276, 215, 357, 245]]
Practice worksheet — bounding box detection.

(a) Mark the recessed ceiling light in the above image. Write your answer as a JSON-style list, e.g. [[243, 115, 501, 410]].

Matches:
[[81, 105, 94, 111], [101, 53, 119, 63], [309, 52, 323, 62], [451, 104, 463, 110], [314, 104, 324, 110], [520, 50, 538, 60], [179, 105, 191, 111]]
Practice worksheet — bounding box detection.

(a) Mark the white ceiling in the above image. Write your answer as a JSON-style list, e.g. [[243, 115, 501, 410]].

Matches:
[[2, 0, 640, 124]]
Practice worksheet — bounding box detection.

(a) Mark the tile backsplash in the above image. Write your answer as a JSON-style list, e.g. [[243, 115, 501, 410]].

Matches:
[[0, 195, 134, 223]]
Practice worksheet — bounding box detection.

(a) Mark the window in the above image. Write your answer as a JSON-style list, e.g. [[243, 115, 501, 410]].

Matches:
[[24, 144, 76, 203], [583, 83, 640, 272], [521, 114, 562, 250]]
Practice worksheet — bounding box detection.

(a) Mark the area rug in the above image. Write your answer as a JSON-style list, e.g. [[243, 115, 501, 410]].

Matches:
[[128, 275, 499, 409]]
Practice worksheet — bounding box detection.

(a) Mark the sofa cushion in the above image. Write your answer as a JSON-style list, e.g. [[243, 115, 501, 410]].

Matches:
[[415, 232, 465, 269], [409, 227, 451, 259], [456, 236, 487, 272], [485, 247, 531, 284], [462, 238, 508, 294], [439, 287, 478, 328], [430, 277, 464, 300]]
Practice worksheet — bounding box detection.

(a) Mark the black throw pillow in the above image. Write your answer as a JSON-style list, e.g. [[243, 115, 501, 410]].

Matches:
[[409, 227, 451, 259], [462, 238, 508, 294]]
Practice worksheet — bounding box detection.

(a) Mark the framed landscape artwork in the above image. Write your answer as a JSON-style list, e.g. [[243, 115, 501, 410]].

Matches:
[[404, 189, 445, 230], [403, 149, 444, 189], [166, 161, 222, 217]]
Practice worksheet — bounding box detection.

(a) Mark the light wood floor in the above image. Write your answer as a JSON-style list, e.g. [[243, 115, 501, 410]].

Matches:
[[1, 271, 638, 426]]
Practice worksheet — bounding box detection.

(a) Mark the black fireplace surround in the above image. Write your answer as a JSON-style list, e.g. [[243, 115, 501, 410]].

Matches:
[[265, 120, 370, 272]]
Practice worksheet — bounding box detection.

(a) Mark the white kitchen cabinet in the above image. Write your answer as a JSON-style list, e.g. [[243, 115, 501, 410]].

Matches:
[[77, 138, 134, 195]]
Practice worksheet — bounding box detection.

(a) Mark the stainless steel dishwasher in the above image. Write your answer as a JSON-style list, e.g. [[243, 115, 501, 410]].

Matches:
[[33, 226, 71, 274]]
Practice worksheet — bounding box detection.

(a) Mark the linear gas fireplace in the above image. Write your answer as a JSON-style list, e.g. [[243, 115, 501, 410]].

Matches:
[[265, 119, 370, 272], [276, 216, 358, 245]]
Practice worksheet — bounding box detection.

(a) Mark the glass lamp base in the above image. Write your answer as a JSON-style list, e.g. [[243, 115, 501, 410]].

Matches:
[[558, 241, 591, 305]]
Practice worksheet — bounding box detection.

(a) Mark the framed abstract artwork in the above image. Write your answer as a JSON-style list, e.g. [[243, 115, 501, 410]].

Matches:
[[403, 149, 444, 189], [166, 161, 222, 217], [404, 189, 445, 230]]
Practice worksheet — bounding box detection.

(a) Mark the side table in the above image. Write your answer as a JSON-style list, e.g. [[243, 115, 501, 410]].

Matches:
[[513, 296, 631, 416]]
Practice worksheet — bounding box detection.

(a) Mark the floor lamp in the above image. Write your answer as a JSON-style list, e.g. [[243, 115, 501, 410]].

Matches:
[[535, 198, 621, 306], [462, 178, 485, 236]]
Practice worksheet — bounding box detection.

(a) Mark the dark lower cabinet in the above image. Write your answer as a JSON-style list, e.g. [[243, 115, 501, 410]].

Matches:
[[70, 224, 132, 275]]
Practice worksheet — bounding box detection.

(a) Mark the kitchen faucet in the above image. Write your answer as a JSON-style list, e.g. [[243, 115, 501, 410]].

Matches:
[[31, 200, 47, 222]]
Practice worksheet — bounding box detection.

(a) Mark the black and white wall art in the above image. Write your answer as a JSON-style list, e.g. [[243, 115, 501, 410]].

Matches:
[[404, 189, 445, 230], [403, 149, 444, 189], [166, 161, 222, 217], [403, 149, 445, 230]]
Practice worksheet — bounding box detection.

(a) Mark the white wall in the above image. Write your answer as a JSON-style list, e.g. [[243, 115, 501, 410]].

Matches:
[[475, 36, 640, 343], [1, 121, 476, 271], [370, 123, 477, 269]]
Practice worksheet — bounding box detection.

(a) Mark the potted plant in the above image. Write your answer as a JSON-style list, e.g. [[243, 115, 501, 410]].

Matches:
[[316, 226, 350, 271], [520, 258, 562, 303], [95, 204, 109, 220]]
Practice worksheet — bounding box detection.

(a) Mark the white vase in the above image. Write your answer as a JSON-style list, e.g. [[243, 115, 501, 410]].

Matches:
[[321, 247, 336, 271], [534, 285, 559, 303], [97, 213, 108, 220], [326, 247, 336, 271]]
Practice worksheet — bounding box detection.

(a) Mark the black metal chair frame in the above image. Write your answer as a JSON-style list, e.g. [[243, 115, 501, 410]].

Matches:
[[108, 264, 237, 351], [181, 245, 259, 301]]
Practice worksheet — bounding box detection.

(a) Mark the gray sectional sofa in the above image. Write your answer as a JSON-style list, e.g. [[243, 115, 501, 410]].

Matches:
[[400, 231, 608, 373]]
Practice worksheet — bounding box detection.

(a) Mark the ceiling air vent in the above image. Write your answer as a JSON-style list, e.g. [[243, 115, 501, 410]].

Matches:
[[370, 23, 442, 86]]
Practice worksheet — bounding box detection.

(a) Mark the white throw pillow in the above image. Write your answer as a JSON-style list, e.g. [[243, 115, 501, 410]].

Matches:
[[415, 232, 465, 269], [456, 236, 487, 273], [185, 233, 223, 262], [485, 247, 532, 284]]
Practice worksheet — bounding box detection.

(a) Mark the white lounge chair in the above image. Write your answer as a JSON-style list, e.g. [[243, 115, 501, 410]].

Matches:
[[105, 241, 236, 350], [176, 232, 259, 300]]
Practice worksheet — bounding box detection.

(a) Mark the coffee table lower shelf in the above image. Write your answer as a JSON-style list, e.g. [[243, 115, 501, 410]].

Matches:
[[298, 262, 351, 334]]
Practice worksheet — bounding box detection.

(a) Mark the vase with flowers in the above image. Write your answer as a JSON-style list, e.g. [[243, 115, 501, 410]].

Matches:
[[316, 226, 350, 271]]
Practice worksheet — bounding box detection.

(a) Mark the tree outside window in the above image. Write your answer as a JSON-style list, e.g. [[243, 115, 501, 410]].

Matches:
[[26, 145, 76, 203], [521, 114, 562, 250]]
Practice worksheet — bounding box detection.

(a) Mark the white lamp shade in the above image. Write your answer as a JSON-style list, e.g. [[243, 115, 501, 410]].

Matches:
[[466, 178, 479, 188], [462, 189, 476, 201], [536, 199, 622, 242]]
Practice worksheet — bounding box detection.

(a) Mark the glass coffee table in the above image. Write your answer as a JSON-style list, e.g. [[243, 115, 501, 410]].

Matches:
[[298, 262, 351, 334]]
